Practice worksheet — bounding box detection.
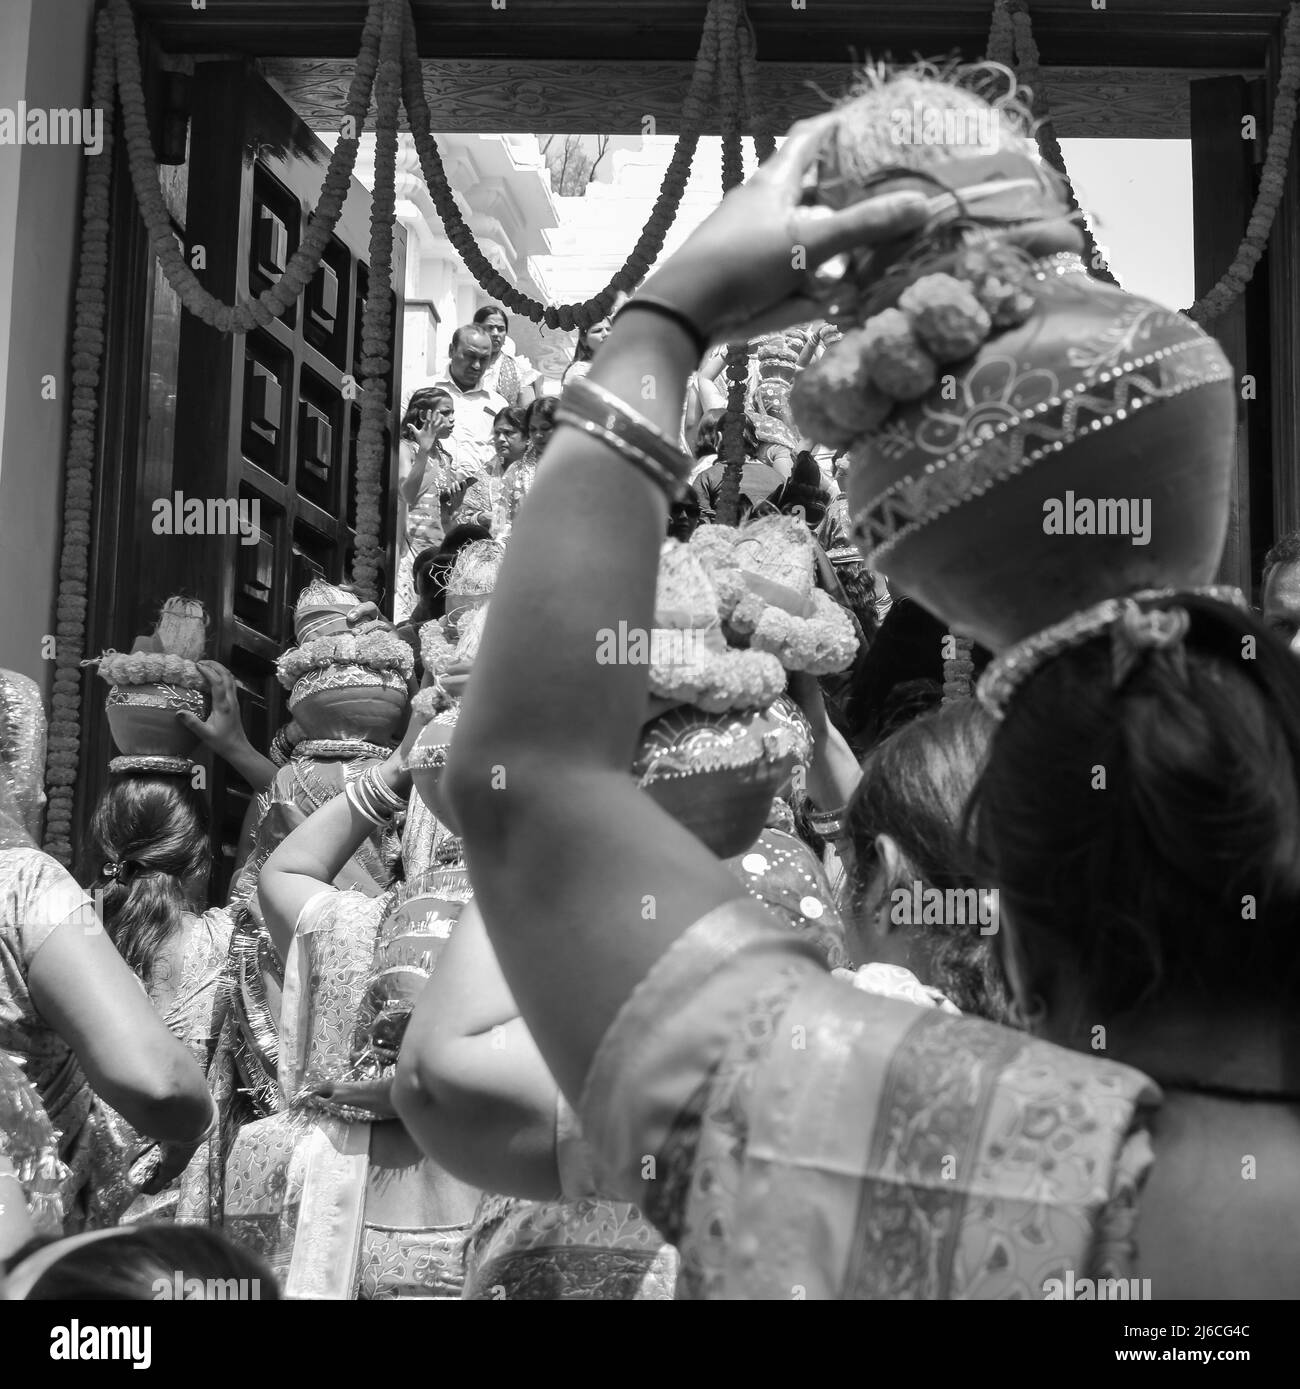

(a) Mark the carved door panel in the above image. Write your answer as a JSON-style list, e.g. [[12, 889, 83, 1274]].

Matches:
[[174, 62, 404, 892]]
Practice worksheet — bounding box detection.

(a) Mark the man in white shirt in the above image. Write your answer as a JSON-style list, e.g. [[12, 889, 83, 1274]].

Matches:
[[427, 324, 506, 475]]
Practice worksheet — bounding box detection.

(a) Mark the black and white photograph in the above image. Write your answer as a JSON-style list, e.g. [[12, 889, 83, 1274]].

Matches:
[[0, 0, 1296, 1361]]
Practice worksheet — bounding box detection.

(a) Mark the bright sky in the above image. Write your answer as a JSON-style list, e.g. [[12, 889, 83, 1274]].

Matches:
[[1060, 138, 1195, 311], [537, 134, 1197, 318]]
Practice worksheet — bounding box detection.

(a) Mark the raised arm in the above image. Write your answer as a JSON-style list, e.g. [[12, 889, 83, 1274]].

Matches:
[[27, 895, 212, 1144], [177, 661, 277, 793], [445, 117, 930, 1104], [257, 713, 425, 962], [393, 897, 563, 1201]]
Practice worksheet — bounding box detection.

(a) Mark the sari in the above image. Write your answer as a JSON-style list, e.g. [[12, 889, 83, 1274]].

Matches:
[[459, 821, 846, 1301], [0, 1049, 67, 1238], [462, 1096, 677, 1301], [225, 756, 399, 1123], [455, 474, 504, 532], [581, 896, 1159, 1299], [113, 908, 235, 1226], [223, 878, 480, 1298], [0, 847, 137, 1231], [482, 350, 538, 407]]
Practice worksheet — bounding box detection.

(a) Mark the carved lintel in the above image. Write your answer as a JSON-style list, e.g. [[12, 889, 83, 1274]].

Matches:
[[262, 59, 1251, 139]]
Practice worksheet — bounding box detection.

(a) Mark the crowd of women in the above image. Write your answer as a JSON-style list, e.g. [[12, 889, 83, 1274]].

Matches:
[[2, 62, 1298, 1302]]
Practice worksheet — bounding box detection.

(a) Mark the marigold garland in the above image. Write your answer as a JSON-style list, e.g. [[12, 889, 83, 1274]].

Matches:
[[352, 0, 403, 601], [712, 570, 860, 675], [714, 0, 779, 526], [399, 0, 721, 329], [39, 0, 787, 845], [715, 4, 748, 526], [1184, 0, 1300, 323], [647, 644, 786, 713], [991, 0, 1117, 286], [42, 8, 116, 865], [94, 651, 206, 689], [109, 0, 383, 333], [990, 0, 1300, 323], [276, 628, 415, 689]]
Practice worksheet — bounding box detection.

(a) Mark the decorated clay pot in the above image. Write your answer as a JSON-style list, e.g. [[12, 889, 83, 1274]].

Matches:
[[808, 136, 1236, 650], [408, 704, 459, 815], [846, 267, 1235, 651], [105, 682, 208, 759], [288, 665, 408, 743], [632, 696, 813, 859]]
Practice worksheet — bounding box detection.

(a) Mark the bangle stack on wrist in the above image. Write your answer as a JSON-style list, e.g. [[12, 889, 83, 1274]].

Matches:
[[556, 377, 694, 504], [345, 764, 408, 827]]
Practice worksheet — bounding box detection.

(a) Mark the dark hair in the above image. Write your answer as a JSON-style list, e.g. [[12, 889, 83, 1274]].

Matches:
[[968, 595, 1300, 1020], [417, 524, 493, 621], [769, 450, 831, 527], [726, 413, 761, 459], [832, 562, 882, 649], [401, 387, 453, 438], [847, 701, 1010, 1021], [450, 324, 492, 354], [89, 774, 211, 984], [573, 317, 612, 363], [1262, 529, 1300, 590], [694, 407, 726, 459], [840, 599, 942, 752], [474, 305, 508, 332], [493, 405, 528, 435], [668, 488, 701, 542], [21, 1226, 278, 1300], [411, 545, 444, 603], [524, 395, 559, 436]]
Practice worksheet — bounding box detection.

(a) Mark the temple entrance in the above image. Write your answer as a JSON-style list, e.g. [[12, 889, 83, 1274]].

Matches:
[[81, 61, 404, 888]]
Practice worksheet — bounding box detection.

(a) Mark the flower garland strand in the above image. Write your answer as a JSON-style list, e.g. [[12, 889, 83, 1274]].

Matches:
[[738, 3, 778, 164], [109, 0, 383, 333], [991, 0, 1300, 323], [98, 0, 748, 332], [1185, 1, 1300, 324], [400, 0, 720, 329], [716, 0, 759, 526], [991, 0, 1117, 285], [352, 0, 403, 600], [42, 8, 116, 864]]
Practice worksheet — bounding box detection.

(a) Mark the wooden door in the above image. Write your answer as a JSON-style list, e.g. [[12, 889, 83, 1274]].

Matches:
[[1190, 76, 1271, 599], [172, 61, 405, 892]]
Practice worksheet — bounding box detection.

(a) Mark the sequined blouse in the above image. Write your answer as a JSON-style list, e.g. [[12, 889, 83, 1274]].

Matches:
[[0, 847, 112, 1229], [0, 848, 99, 1157], [580, 896, 1160, 1299]]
